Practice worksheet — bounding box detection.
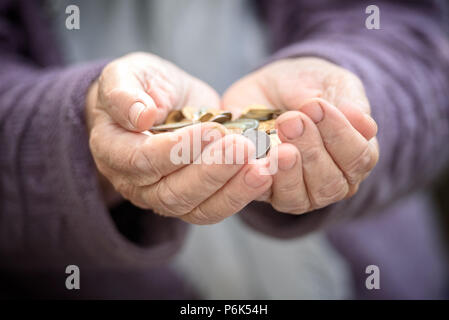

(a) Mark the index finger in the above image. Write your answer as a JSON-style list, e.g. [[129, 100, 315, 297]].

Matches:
[[98, 63, 164, 132], [90, 118, 227, 187]]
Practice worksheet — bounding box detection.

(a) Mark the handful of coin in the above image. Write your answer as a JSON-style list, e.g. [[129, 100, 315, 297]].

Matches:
[[148, 105, 282, 158]]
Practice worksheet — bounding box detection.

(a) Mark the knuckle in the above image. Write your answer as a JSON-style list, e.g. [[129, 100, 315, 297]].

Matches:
[[322, 125, 347, 146], [129, 199, 152, 210], [114, 180, 132, 198], [312, 175, 348, 208], [100, 62, 117, 79], [345, 183, 360, 199], [186, 206, 217, 225], [115, 180, 150, 209], [95, 162, 110, 179], [129, 145, 163, 185], [272, 198, 310, 215], [88, 127, 102, 155], [115, 181, 132, 199], [153, 181, 176, 215], [271, 201, 288, 213], [291, 205, 310, 214], [301, 146, 323, 164], [89, 136, 117, 175], [344, 144, 376, 184], [155, 179, 193, 216], [223, 189, 247, 213], [104, 87, 127, 105], [275, 178, 302, 195], [200, 166, 228, 189], [129, 148, 147, 171]]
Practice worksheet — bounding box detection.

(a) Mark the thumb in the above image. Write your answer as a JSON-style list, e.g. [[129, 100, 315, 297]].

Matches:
[[99, 68, 220, 132], [298, 98, 377, 141], [97, 58, 172, 132], [103, 86, 159, 132]]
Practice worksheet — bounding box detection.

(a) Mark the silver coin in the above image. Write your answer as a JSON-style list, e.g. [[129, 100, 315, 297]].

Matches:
[[223, 119, 259, 132], [243, 129, 271, 159]]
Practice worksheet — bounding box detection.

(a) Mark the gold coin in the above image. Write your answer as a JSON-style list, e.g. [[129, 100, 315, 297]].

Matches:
[[181, 106, 197, 121], [149, 120, 195, 133], [183, 106, 226, 122], [241, 104, 269, 114], [208, 108, 224, 116], [210, 112, 232, 124], [220, 111, 233, 119], [257, 119, 276, 133], [241, 105, 282, 121], [223, 119, 259, 132], [165, 110, 184, 124], [198, 112, 214, 122]]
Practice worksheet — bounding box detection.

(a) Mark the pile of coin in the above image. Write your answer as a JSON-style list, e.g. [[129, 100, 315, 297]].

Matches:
[[149, 105, 282, 158]]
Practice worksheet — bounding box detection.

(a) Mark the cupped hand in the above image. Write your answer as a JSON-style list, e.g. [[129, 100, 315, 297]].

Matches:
[[222, 57, 379, 214], [86, 52, 272, 224]]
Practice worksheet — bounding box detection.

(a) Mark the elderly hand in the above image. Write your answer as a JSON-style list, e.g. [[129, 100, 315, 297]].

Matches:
[[222, 57, 379, 214], [86, 52, 272, 224]]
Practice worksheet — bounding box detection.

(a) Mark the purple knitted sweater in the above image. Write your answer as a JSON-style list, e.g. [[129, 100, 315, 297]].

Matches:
[[1, 0, 448, 299]]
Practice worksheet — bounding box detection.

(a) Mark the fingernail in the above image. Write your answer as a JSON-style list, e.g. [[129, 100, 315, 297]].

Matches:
[[244, 168, 270, 188], [300, 101, 324, 123], [129, 102, 146, 128], [278, 116, 304, 140]]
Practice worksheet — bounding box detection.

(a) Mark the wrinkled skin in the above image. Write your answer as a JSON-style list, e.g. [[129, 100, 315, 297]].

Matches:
[[222, 57, 379, 214], [86, 53, 378, 223], [86, 53, 272, 225]]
